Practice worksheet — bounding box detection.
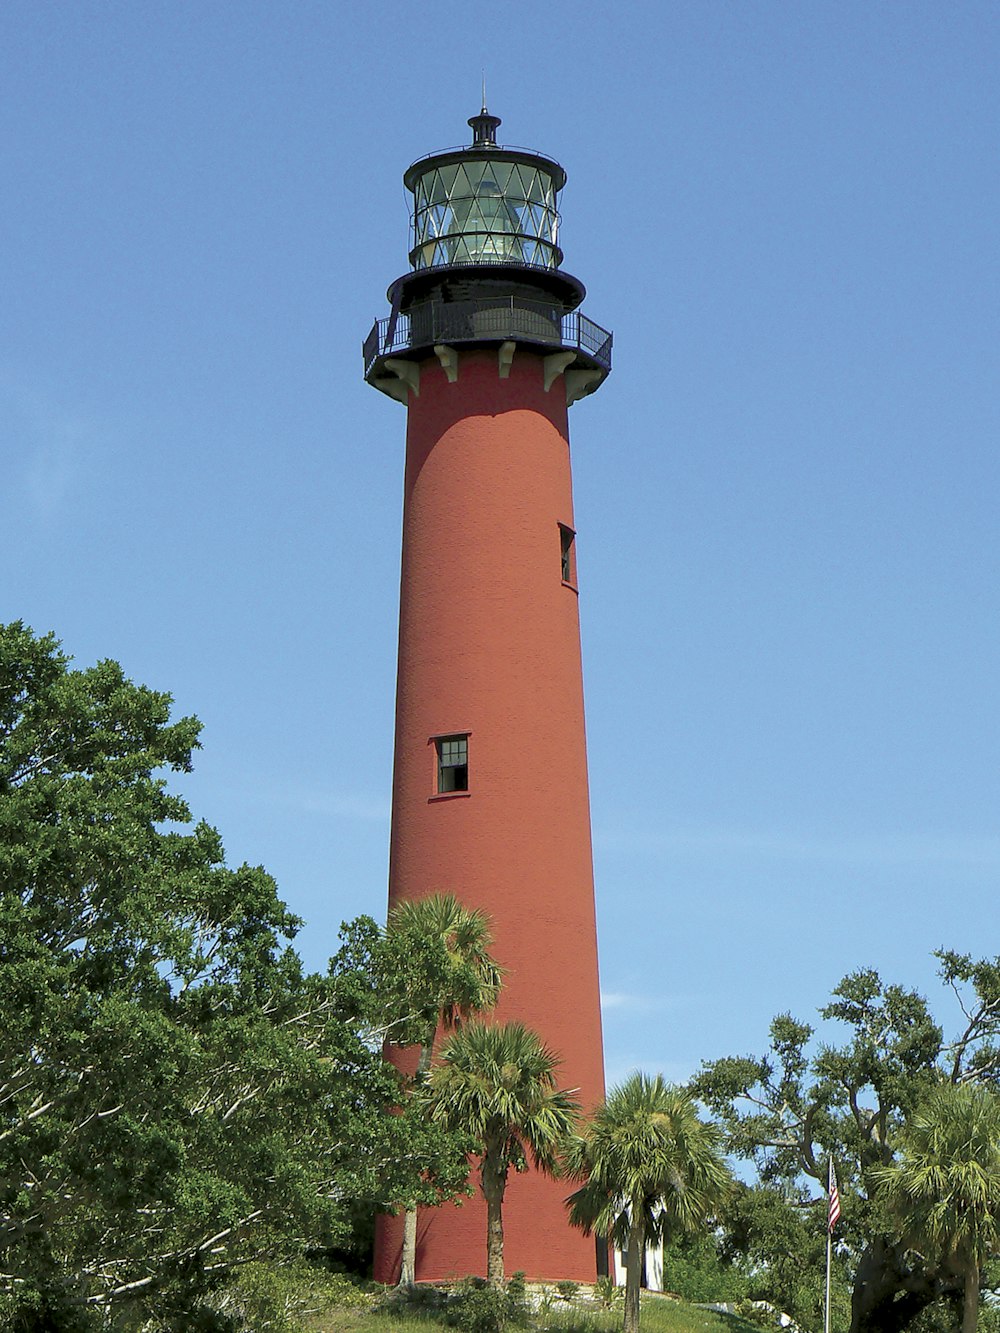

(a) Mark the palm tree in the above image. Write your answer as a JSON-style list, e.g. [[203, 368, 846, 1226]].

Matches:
[[427, 1020, 580, 1286], [874, 1082, 1000, 1333], [384, 893, 503, 1286], [564, 1073, 730, 1333]]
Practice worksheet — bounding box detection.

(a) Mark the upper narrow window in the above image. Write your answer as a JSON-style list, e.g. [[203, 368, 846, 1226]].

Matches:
[[559, 524, 576, 586], [436, 735, 469, 793]]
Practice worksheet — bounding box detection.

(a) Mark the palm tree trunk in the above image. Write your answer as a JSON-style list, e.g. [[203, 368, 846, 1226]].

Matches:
[[397, 1035, 435, 1288], [485, 1190, 504, 1287], [962, 1266, 980, 1333], [481, 1152, 507, 1288], [624, 1213, 646, 1333]]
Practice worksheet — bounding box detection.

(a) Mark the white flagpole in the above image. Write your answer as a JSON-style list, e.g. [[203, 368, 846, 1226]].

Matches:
[[825, 1221, 832, 1333]]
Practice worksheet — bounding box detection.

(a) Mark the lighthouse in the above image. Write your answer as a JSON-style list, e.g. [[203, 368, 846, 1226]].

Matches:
[[365, 105, 611, 1284]]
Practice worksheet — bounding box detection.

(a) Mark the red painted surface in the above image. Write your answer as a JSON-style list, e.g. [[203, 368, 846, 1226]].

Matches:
[[373, 347, 606, 1284]]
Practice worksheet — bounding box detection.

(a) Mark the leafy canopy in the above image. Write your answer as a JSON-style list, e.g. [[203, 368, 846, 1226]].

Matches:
[[692, 957, 1000, 1333], [384, 891, 503, 1052], [874, 1082, 1000, 1333], [565, 1074, 729, 1333], [429, 1020, 580, 1179], [429, 1020, 580, 1285], [0, 623, 464, 1329], [565, 1073, 730, 1251]]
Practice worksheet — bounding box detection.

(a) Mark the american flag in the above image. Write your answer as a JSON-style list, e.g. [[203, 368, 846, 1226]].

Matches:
[[828, 1158, 841, 1233]]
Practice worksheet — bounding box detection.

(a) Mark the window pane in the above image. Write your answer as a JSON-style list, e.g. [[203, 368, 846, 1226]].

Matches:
[[437, 735, 469, 794]]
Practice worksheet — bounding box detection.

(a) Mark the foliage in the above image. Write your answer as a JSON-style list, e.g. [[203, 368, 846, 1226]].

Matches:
[[692, 958, 1000, 1333], [381, 893, 503, 1285], [595, 1276, 623, 1309], [199, 1260, 375, 1333], [660, 1232, 749, 1305], [442, 1274, 530, 1333], [874, 1083, 1000, 1333], [565, 1074, 730, 1333], [0, 623, 463, 1327], [376, 1275, 529, 1333], [344, 1290, 757, 1333], [428, 1022, 580, 1285], [713, 1182, 849, 1330], [319, 1284, 764, 1333], [384, 893, 503, 1063]]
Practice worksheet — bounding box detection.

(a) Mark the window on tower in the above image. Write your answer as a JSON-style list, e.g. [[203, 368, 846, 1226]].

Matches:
[[436, 735, 469, 793], [559, 524, 576, 586]]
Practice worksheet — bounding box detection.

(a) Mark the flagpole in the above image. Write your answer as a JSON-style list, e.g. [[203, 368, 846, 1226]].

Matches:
[[825, 1157, 840, 1333]]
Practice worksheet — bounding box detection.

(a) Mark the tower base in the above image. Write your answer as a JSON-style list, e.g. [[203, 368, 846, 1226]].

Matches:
[[373, 1167, 598, 1285]]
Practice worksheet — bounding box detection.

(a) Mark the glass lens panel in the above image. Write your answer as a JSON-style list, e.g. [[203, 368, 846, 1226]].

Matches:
[[437, 162, 460, 195], [492, 161, 515, 194], [462, 160, 487, 192], [451, 164, 474, 198], [526, 170, 547, 205], [502, 164, 522, 199]]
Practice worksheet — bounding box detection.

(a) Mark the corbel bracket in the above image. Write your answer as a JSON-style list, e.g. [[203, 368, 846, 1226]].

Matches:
[[383, 358, 420, 399], [434, 345, 459, 383], [498, 341, 517, 379], [543, 350, 577, 393], [565, 367, 603, 405]]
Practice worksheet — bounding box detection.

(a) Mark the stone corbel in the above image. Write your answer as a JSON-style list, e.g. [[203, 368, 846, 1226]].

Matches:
[[543, 350, 577, 393], [434, 345, 459, 383], [498, 341, 517, 379], [565, 368, 603, 405], [371, 375, 409, 404], [383, 358, 420, 399]]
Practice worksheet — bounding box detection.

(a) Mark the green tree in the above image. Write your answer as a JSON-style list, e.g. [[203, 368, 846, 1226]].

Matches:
[[659, 1229, 749, 1306], [692, 958, 1000, 1333], [383, 892, 503, 1286], [874, 1083, 1000, 1333], [564, 1073, 730, 1333], [427, 1020, 579, 1287], [0, 623, 462, 1329], [385, 893, 503, 1077], [715, 1181, 851, 1331]]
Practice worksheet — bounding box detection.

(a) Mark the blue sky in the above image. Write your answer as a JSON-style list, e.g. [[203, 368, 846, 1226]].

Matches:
[[4, 1, 998, 1091]]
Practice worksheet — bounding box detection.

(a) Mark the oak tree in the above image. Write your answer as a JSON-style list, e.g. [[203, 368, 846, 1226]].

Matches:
[[693, 957, 1000, 1333], [0, 624, 462, 1329]]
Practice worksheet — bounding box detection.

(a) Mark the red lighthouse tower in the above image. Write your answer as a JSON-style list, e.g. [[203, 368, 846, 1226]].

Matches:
[[365, 105, 612, 1285]]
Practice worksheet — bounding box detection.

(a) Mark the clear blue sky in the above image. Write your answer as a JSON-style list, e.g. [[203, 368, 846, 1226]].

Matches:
[[4, 1, 998, 1090]]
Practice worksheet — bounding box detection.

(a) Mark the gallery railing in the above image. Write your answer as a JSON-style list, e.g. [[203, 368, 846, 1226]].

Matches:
[[363, 300, 612, 379]]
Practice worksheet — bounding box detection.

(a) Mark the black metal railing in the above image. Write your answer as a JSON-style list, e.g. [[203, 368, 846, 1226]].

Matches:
[[363, 299, 612, 379]]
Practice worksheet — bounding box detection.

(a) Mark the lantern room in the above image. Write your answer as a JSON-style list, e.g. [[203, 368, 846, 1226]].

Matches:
[[404, 108, 566, 272]]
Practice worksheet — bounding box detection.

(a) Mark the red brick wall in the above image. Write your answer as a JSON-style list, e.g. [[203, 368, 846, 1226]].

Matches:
[[374, 348, 606, 1284]]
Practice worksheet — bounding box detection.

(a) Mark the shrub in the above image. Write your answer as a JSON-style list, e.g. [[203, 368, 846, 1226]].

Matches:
[[206, 1261, 374, 1331], [662, 1234, 749, 1305], [595, 1276, 622, 1308], [444, 1275, 530, 1333]]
